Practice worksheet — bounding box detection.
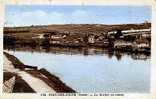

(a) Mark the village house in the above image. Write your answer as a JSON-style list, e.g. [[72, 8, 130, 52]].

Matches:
[[88, 34, 95, 44], [107, 30, 123, 39], [32, 34, 44, 39], [133, 35, 150, 52], [114, 40, 133, 51], [107, 28, 151, 39]]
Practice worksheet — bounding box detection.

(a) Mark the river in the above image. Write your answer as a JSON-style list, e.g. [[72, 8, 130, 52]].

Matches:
[[5, 46, 150, 93]]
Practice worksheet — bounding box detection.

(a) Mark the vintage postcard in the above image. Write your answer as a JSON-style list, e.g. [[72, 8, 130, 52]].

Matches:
[[0, 0, 156, 99]]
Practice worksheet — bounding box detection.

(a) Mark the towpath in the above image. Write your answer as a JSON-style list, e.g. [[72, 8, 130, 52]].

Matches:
[[3, 54, 55, 93]]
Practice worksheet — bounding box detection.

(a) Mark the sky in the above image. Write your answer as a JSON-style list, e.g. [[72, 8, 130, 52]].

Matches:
[[5, 5, 151, 26]]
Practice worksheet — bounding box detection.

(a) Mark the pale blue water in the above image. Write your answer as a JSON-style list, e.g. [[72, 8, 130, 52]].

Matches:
[[7, 50, 150, 93]]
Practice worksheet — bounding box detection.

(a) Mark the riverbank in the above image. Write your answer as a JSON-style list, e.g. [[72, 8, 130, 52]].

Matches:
[[4, 23, 151, 53], [3, 52, 75, 93]]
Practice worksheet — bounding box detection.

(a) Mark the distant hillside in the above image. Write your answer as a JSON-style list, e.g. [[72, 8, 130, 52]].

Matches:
[[4, 23, 151, 34]]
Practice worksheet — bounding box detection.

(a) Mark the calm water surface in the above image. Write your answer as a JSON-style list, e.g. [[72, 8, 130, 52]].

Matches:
[[6, 47, 150, 93]]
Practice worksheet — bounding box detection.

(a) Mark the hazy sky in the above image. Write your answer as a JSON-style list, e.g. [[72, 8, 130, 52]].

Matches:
[[5, 5, 151, 26]]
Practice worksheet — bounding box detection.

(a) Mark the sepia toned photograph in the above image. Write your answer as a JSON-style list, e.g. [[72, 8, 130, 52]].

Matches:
[[3, 5, 151, 93]]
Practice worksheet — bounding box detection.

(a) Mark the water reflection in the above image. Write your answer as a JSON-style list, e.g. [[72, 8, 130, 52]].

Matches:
[[4, 45, 150, 61]]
